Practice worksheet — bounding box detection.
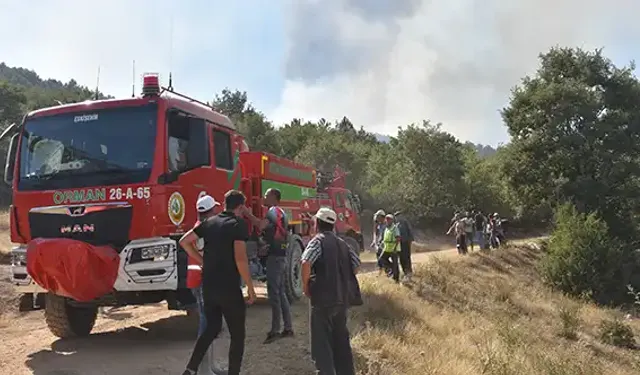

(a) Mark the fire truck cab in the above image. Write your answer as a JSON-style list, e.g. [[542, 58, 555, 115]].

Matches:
[[3, 74, 363, 338]]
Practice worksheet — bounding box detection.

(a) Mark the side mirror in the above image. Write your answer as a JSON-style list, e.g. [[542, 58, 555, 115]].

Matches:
[[0, 123, 17, 142], [4, 133, 19, 186], [157, 170, 179, 184]]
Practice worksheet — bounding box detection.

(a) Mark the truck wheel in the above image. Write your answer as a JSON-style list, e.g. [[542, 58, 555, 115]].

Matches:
[[18, 293, 33, 312], [284, 237, 304, 303], [45, 293, 98, 338]]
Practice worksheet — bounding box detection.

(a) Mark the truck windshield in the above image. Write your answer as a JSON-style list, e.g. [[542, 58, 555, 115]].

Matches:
[[18, 103, 157, 191]]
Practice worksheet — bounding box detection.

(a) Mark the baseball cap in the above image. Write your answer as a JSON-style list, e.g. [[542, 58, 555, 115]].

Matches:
[[315, 207, 337, 224], [385, 214, 394, 220], [196, 195, 220, 213]]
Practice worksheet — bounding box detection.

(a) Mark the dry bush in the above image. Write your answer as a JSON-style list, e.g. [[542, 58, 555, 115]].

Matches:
[[599, 318, 636, 349], [349, 244, 640, 375]]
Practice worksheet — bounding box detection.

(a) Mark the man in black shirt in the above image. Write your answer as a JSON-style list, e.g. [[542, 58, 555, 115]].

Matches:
[[180, 190, 257, 375]]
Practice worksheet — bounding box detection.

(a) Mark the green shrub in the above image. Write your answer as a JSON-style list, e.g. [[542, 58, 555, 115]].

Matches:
[[598, 318, 636, 348], [540, 203, 634, 305]]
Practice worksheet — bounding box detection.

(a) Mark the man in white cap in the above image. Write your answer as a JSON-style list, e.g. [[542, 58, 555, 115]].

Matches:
[[187, 195, 223, 375], [301, 207, 360, 375]]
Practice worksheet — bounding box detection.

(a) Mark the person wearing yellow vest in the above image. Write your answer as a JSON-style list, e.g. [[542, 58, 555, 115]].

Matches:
[[379, 214, 401, 282]]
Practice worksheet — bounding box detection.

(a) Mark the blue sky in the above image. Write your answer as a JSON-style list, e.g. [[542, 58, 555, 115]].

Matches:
[[1, 0, 639, 146]]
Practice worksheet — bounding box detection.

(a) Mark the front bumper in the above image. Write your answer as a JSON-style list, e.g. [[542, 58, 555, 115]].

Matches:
[[9, 245, 46, 293], [10, 237, 179, 295]]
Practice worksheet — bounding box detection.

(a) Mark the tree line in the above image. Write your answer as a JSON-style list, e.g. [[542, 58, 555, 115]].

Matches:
[[3, 47, 640, 304]]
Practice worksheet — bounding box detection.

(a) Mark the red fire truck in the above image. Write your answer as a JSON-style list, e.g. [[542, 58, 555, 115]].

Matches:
[[3, 74, 363, 338]]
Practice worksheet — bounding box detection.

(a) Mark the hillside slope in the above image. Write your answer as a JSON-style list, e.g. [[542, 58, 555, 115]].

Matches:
[[349, 244, 640, 375], [2, 240, 638, 374]]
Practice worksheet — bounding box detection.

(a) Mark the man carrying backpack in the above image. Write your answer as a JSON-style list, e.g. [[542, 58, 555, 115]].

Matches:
[[244, 188, 294, 344]]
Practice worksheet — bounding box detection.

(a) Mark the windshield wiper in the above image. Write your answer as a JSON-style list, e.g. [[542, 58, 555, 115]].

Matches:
[[25, 167, 136, 181]]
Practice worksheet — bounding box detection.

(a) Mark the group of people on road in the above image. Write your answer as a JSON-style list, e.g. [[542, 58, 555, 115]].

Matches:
[[178, 188, 360, 375], [371, 210, 414, 283], [447, 210, 507, 255]]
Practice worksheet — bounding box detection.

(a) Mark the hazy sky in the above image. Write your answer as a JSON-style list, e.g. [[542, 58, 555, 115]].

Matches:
[[1, 0, 639, 145]]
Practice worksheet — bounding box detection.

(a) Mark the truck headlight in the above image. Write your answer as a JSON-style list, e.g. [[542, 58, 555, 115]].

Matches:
[[140, 245, 170, 261], [11, 252, 26, 266]]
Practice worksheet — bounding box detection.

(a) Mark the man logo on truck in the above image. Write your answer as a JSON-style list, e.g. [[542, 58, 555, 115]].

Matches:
[[67, 206, 86, 217], [60, 224, 95, 234]]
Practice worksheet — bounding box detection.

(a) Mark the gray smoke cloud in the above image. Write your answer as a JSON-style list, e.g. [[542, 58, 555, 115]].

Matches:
[[271, 0, 640, 145]]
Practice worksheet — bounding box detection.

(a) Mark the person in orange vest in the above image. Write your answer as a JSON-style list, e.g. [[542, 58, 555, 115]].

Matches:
[[186, 194, 220, 375]]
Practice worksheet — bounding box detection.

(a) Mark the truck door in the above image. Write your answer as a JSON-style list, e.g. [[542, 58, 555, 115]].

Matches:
[[332, 190, 347, 233], [165, 110, 211, 233], [165, 110, 211, 294], [343, 191, 359, 232]]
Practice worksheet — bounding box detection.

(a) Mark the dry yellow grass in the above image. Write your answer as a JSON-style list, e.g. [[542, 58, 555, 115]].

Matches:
[[0, 209, 11, 263], [349, 245, 640, 375]]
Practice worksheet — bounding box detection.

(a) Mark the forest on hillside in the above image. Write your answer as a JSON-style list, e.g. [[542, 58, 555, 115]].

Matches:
[[3, 47, 640, 305], [1, 47, 639, 232]]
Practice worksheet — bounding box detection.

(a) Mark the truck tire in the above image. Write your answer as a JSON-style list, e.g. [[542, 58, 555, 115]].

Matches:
[[284, 236, 304, 303], [18, 293, 33, 312], [45, 293, 98, 338]]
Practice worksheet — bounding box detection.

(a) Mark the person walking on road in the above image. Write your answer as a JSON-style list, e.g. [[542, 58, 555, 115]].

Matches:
[[393, 211, 414, 282], [463, 211, 475, 251], [180, 190, 257, 375], [301, 207, 361, 375], [371, 210, 386, 274], [243, 188, 294, 344], [186, 195, 221, 375], [380, 214, 401, 282], [474, 210, 486, 250], [447, 216, 468, 255]]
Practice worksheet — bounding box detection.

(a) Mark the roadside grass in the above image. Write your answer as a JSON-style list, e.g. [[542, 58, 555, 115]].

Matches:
[[0, 210, 11, 261], [349, 244, 640, 375]]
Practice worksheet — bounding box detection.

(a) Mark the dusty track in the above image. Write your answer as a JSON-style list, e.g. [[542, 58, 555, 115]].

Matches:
[[0, 242, 465, 375]]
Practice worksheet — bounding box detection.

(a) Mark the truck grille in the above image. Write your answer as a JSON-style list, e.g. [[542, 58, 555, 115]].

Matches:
[[28, 202, 133, 247]]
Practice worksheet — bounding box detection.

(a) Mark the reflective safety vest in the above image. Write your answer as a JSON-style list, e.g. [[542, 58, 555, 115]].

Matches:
[[382, 224, 399, 253]]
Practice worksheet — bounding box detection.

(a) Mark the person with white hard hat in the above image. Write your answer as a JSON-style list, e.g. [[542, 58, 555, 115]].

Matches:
[[371, 209, 387, 273], [301, 207, 361, 375], [186, 194, 224, 375]]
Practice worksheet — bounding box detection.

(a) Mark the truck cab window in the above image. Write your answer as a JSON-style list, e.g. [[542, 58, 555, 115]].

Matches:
[[213, 129, 233, 170], [167, 111, 209, 172]]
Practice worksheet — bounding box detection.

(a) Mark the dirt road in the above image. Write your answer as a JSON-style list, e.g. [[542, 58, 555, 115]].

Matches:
[[0, 246, 460, 375]]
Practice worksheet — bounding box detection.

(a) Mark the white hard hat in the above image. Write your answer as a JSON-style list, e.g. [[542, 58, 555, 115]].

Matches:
[[374, 209, 386, 218], [196, 195, 220, 213], [315, 207, 337, 224], [385, 214, 394, 220]]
